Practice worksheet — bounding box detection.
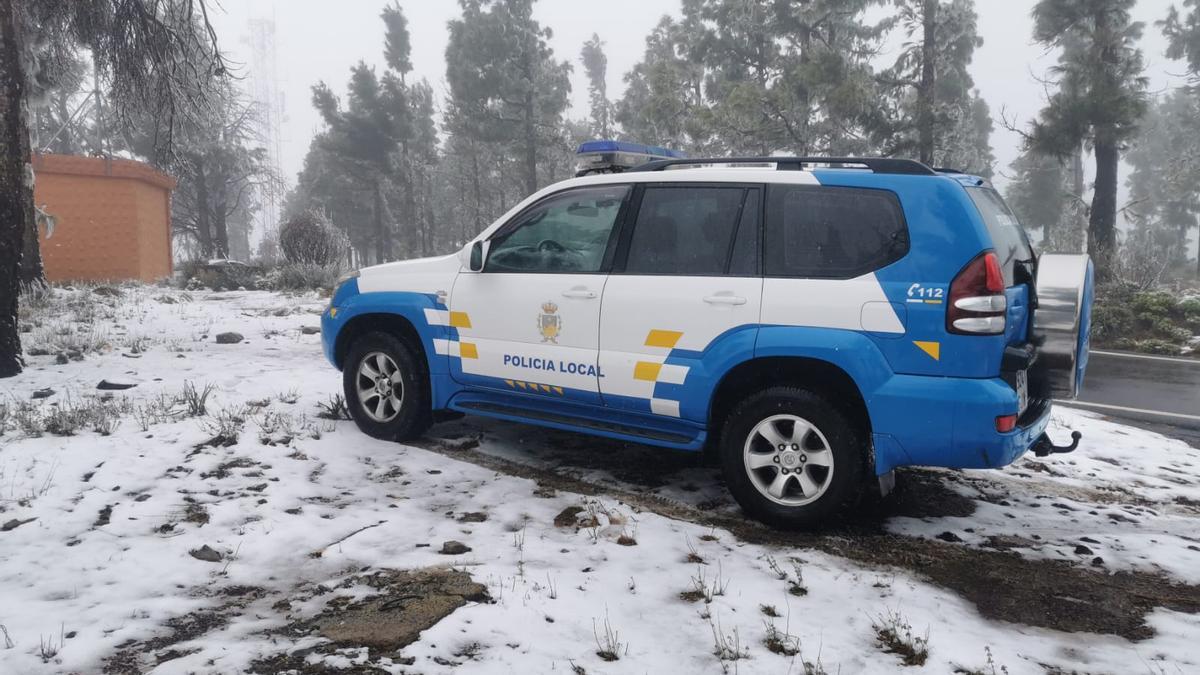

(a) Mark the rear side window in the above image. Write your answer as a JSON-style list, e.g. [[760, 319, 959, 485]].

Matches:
[[624, 186, 749, 275], [967, 187, 1034, 285], [764, 185, 908, 278]]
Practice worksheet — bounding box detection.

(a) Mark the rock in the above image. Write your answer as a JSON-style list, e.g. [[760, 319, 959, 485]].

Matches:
[[26, 347, 50, 356], [97, 380, 137, 391], [1, 517, 36, 532], [935, 531, 963, 543], [301, 326, 321, 335], [456, 512, 488, 523], [1091, 556, 1105, 567], [92, 286, 122, 297], [316, 568, 489, 650], [439, 540, 471, 555], [31, 388, 55, 400], [55, 352, 70, 365], [189, 545, 223, 563], [553, 506, 585, 528], [215, 332, 244, 344], [1074, 544, 1094, 556], [67, 349, 83, 361]]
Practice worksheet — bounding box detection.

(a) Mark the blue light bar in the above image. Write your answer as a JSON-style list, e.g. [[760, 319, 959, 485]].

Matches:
[[574, 139, 687, 176], [576, 140, 687, 159]]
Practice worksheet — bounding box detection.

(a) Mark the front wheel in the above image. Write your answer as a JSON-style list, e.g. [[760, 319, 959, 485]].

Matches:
[[343, 331, 431, 441], [718, 387, 866, 529]]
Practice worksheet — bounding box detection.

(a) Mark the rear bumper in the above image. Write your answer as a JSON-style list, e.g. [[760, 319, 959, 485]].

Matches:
[[870, 373, 1052, 475]]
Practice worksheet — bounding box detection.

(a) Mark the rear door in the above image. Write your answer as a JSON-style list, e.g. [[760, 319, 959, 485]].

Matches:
[[598, 184, 763, 422], [449, 185, 631, 405]]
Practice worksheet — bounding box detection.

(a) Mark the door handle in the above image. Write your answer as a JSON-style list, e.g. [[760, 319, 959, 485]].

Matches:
[[703, 294, 747, 306], [562, 288, 598, 299]]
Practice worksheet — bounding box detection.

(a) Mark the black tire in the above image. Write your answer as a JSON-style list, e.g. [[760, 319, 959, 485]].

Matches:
[[718, 386, 867, 529], [343, 331, 431, 441]]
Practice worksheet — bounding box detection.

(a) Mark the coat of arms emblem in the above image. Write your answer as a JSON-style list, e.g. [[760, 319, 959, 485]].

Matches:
[[538, 302, 562, 343]]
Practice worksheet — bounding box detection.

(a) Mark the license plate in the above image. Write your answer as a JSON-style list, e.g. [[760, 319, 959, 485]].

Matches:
[[1015, 369, 1029, 416]]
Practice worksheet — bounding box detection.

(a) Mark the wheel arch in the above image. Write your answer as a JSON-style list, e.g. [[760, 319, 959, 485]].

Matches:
[[334, 312, 428, 373], [707, 356, 873, 463]]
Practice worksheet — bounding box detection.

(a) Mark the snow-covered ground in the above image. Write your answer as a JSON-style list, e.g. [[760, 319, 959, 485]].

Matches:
[[1, 285, 1198, 674]]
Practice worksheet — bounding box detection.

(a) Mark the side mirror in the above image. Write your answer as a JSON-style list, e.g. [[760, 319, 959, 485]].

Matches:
[[467, 240, 488, 272]]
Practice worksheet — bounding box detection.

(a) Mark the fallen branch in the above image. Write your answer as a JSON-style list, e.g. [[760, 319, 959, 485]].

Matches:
[[310, 520, 387, 558]]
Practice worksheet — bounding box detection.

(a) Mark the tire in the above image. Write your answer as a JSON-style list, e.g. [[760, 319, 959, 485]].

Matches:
[[718, 386, 866, 529], [343, 331, 431, 441]]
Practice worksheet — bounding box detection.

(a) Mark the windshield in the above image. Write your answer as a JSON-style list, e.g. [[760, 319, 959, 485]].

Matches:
[[966, 187, 1035, 286]]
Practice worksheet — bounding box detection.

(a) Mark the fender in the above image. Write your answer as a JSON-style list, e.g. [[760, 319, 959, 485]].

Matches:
[[322, 283, 460, 409]]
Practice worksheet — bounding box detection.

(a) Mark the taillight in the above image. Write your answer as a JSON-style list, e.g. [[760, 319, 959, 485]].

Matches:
[[947, 252, 1007, 335], [995, 414, 1017, 433]]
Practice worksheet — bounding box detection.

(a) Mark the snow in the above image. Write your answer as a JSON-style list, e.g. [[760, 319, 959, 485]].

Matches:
[[0, 285, 1197, 674]]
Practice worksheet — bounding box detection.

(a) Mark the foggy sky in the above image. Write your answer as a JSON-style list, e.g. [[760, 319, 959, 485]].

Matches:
[[208, 0, 1187, 193]]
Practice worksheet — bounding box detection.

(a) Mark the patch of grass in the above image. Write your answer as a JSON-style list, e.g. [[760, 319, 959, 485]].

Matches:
[[178, 382, 216, 417], [315, 394, 350, 420], [681, 562, 729, 604], [199, 407, 247, 447], [593, 611, 625, 662], [763, 620, 800, 656], [708, 614, 749, 673], [766, 555, 807, 596], [760, 604, 780, 618], [953, 647, 1009, 675], [873, 609, 929, 667]]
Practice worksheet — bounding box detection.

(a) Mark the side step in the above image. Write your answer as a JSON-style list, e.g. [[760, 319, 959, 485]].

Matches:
[[454, 400, 696, 445]]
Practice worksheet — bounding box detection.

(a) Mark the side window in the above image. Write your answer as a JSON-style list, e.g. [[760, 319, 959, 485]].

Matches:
[[624, 186, 747, 275], [486, 185, 630, 273], [764, 185, 908, 278]]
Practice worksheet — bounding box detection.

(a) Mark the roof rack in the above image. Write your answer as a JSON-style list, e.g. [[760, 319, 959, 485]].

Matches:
[[627, 156, 938, 176]]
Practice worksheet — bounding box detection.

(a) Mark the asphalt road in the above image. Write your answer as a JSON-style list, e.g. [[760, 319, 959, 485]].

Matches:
[[1059, 349, 1200, 444]]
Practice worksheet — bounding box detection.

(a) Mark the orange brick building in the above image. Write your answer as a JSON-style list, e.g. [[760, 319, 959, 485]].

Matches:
[[32, 153, 176, 283]]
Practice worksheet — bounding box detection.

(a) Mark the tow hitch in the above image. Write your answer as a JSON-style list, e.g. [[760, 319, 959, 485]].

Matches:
[[1033, 430, 1081, 457]]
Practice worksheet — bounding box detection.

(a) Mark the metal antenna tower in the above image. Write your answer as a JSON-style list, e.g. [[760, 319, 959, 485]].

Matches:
[[245, 11, 286, 257]]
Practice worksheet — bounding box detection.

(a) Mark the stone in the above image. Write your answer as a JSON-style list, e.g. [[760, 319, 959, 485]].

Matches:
[[189, 545, 223, 563], [935, 531, 963, 543], [316, 568, 489, 651], [1, 518, 36, 532], [439, 540, 471, 555], [92, 286, 122, 297], [301, 326, 321, 335], [215, 332, 244, 344], [97, 380, 137, 391], [31, 388, 55, 400]]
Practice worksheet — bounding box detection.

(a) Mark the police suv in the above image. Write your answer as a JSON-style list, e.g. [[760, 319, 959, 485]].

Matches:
[[322, 142, 1094, 529]]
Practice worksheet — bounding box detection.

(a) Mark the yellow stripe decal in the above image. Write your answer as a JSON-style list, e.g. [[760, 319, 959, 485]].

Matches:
[[515, 381, 527, 390], [449, 311, 472, 328], [540, 384, 552, 393], [645, 330, 684, 349], [913, 341, 941, 361], [504, 379, 514, 388], [553, 386, 564, 396], [633, 361, 663, 381], [458, 342, 479, 359]]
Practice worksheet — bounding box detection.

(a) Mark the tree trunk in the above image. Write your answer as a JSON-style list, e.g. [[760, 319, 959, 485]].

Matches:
[[213, 194, 229, 259], [917, 0, 938, 166], [522, 88, 537, 195], [373, 179, 390, 265], [1090, 132, 1119, 282], [18, 194, 43, 286], [194, 160, 213, 258], [0, 0, 32, 377], [1071, 144, 1085, 252]]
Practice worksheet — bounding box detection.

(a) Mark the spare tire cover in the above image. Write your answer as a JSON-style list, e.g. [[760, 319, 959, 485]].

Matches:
[[1032, 254, 1094, 399]]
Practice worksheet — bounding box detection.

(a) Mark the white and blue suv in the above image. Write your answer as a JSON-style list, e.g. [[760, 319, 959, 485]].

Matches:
[[322, 152, 1093, 528]]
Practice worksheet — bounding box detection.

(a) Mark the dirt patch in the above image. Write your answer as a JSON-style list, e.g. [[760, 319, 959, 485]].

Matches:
[[302, 568, 489, 653], [413, 434, 1200, 641]]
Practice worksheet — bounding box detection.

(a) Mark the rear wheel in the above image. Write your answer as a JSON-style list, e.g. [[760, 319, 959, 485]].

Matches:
[[719, 387, 866, 529], [343, 331, 430, 441]]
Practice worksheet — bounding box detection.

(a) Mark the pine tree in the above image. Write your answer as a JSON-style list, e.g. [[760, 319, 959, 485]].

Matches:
[[1006, 150, 1073, 251], [1, 0, 227, 378], [445, 0, 571, 195], [875, 0, 994, 174], [1125, 91, 1200, 276], [580, 34, 611, 138], [1026, 0, 1148, 280]]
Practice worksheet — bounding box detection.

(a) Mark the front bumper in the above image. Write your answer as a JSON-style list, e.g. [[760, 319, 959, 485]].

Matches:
[[870, 373, 1053, 476]]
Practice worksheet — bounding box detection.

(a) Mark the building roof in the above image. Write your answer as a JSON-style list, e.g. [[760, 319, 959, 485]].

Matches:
[[31, 153, 177, 191]]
